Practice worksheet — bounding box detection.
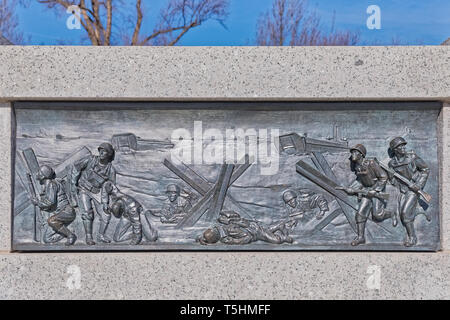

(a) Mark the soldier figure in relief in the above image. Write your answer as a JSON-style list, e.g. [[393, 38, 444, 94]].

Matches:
[[102, 182, 158, 245], [388, 137, 430, 247], [282, 188, 329, 225], [198, 210, 293, 245], [154, 184, 192, 224], [70, 143, 116, 245], [339, 144, 396, 246], [31, 165, 77, 246]]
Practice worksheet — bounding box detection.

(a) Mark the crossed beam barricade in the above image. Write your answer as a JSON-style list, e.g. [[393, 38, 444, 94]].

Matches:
[[163, 155, 253, 229], [297, 153, 392, 237]]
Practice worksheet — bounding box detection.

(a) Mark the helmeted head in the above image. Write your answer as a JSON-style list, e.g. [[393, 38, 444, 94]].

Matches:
[[350, 144, 366, 162], [283, 190, 297, 208], [110, 199, 125, 219], [201, 227, 221, 244], [36, 165, 55, 184], [103, 181, 115, 195], [166, 184, 180, 202], [98, 142, 115, 162], [390, 137, 407, 156]]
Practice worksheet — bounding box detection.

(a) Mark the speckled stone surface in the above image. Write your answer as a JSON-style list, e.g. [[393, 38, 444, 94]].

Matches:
[[441, 104, 450, 249], [1, 47, 450, 300], [0, 252, 449, 299], [0, 103, 10, 251], [0, 46, 449, 101]]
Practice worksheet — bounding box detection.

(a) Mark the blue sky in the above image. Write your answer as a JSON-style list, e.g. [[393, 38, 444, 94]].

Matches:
[[15, 0, 450, 45]]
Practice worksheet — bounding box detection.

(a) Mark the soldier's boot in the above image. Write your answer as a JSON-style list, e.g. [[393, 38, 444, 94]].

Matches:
[[404, 222, 417, 247], [351, 222, 366, 246], [56, 226, 77, 246], [83, 220, 95, 245], [130, 225, 143, 245], [281, 233, 294, 244], [417, 210, 432, 222], [97, 215, 112, 243]]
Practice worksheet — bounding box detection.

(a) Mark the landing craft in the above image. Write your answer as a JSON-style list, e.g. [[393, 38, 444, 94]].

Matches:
[[277, 125, 348, 155]]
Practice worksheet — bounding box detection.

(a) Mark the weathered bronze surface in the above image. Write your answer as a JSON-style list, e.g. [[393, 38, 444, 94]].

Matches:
[[11, 102, 441, 251]]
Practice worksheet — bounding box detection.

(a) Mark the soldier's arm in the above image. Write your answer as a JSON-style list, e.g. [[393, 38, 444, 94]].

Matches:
[[414, 154, 430, 189], [372, 159, 388, 191], [182, 198, 192, 212], [37, 182, 57, 210], [308, 194, 329, 211], [100, 183, 111, 208], [387, 159, 398, 186], [349, 179, 363, 190], [71, 156, 90, 186], [109, 167, 117, 184]]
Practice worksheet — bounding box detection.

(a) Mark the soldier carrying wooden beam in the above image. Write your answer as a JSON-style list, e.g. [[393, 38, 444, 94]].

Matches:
[[30, 165, 77, 246]]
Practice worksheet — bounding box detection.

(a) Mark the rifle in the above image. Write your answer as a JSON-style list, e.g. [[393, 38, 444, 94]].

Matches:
[[27, 173, 41, 242], [335, 186, 390, 201], [378, 162, 432, 204]]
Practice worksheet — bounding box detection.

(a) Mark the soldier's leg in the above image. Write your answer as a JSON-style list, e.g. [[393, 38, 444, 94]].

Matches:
[[141, 211, 158, 242], [130, 215, 143, 245], [97, 201, 112, 243], [257, 225, 293, 244], [352, 198, 372, 246], [42, 225, 63, 244], [47, 206, 77, 245], [371, 198, 396, 226], [400, 191, 419, 246], [113, 217, 132, 242], [79, 192, 95, 245]]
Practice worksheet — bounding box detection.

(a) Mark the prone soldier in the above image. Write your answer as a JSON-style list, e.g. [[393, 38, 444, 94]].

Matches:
[[388, 137, 430, 247], [198, 211, 293, 245], [31, 165, 77, 246], [70, 143, 116, 245]]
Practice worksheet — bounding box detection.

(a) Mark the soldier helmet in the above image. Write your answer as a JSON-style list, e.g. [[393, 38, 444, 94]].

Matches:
[[39, 165, 55, 179], [389, 137, 407, 150], [350, 144, 367, 157], [111, 199, 124, 219], [166, 184, 180, 195], [283, 190, 297, 203], [98, 142, 115, 161], [202, 227, 221, 244]]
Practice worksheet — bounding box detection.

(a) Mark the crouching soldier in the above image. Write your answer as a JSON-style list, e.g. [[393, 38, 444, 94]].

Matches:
[[338, 144, 394, 246], [31, 165, 77, 246], [282, 188, 329, 223], [102, 182, 158, 245], [152, 184, 192, 223]]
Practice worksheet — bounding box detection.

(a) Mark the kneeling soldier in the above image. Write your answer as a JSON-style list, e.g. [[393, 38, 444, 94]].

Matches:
[[102, 182, 158, 245], [31, 165, 77, 246]]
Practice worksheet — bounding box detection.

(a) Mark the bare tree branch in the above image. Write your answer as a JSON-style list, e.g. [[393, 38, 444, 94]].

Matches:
[[256, 0, 359, 46], [141, 0, 229, 46], [131, 0, 142, 45], [32, 0, 229, 46], [0, 0, 24, 44]]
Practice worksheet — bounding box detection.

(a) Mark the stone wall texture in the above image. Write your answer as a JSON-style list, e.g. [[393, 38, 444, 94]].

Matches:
[[0, 46, 449, 299]]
